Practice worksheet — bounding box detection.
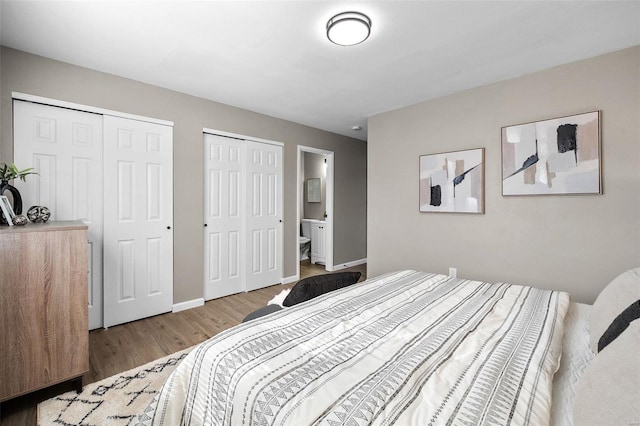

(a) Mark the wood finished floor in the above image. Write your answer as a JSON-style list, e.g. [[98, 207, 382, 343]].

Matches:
[[0, 261, 366, 425]]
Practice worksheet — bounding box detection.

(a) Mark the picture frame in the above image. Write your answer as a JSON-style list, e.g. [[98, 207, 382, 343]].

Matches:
[[501, 111, 601, 196], [419, 148, 484, 214], [0, 195, 16, 226], [307, 178, 321, 203]]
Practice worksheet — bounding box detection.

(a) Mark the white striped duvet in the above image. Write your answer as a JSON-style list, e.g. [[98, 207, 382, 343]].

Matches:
[[149, 270, 569, 425]]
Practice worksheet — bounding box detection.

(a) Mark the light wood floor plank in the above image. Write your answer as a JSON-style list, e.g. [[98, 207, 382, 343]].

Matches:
[[0, 261, 366, 425]]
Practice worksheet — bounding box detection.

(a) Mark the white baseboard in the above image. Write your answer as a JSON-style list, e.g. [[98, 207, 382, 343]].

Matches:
[[282, 274, 299, 285], [330, 258, 367, 271], [172, 298, 205, 313]]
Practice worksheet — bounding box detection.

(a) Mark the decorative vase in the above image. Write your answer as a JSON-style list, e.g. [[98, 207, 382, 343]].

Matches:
[[0, 180, 23, 214], [27, 205, 51, 223], [0, 180, 23, 225]]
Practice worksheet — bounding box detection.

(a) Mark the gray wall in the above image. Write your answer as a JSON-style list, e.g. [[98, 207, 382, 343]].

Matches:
[[368, 46, 639, 304], [0, 47, 367, 303], [303, 152, 326, 221]]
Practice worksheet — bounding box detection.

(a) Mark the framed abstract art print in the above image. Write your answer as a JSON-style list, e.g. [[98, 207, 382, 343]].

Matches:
[[502, 111, 601, 195], [419, 148, 484, 214]]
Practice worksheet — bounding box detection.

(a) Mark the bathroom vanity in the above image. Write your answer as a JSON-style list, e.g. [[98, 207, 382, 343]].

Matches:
[[310, 220, 326, 265], [301, 218, 326, 265]]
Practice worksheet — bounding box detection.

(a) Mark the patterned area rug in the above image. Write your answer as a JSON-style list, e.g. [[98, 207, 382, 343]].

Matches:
[[37, 348, 191, 425]]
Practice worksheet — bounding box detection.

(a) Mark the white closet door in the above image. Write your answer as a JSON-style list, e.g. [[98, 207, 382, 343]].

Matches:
[[13, 100, 104, 330], [245, 141, 283, 292], [203, 134, 245, 300], [103, 115, 173, 327]]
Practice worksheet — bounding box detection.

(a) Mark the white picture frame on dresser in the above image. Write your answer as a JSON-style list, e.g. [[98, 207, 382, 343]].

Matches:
[[0, 195, 15, 226]]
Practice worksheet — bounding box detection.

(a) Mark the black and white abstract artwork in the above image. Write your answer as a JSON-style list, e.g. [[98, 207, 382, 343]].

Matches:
[[502, 111, 601, 195], [419, 148, 484, 213]]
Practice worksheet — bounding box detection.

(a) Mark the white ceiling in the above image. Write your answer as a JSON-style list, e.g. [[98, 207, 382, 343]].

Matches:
[[1, 1, 639, 141]]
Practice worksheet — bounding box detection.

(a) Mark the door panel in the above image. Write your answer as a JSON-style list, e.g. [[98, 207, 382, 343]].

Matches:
[[203, 134, 245, 300], [103, 115, 173, 327], [203, 135, 282, 298], [245, 141, 282, 292], [13, 100, 104, 329]]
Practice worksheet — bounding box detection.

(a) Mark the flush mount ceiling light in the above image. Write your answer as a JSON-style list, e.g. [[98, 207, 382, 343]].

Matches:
[[326, 11, 371, 46]]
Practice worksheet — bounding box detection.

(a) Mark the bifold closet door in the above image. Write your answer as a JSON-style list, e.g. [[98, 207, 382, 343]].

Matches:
[[13, 100, 105, 330], [103, 115, 173, 328], [203, 134, 282, 299], [203, 134, 245, 300], [245, 140, 283, 292]]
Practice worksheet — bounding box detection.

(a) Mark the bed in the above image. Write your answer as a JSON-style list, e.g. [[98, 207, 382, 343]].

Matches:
[[148, 268, 639, 425]]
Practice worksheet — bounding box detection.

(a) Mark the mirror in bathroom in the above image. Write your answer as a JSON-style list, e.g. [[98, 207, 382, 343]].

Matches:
[[307, 178, 321, 203]]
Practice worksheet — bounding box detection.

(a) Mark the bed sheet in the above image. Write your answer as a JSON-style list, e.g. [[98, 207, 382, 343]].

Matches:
[[151, 271, 570, 425]]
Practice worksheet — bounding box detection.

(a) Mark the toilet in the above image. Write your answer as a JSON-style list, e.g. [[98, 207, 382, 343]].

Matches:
[[299, 220, 312, 260]]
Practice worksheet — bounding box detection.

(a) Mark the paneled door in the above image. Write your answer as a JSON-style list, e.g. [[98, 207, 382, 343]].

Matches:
[[245, 140, 282, 292], [103, 115, 173, 327], [203, 134, 283, 299], [203, 134, 245, 300], [13, 100, 105, 330]]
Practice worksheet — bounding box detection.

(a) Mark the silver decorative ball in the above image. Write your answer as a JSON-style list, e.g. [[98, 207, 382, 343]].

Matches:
[[12, 214, 28, 226], [27, 205, 51, 223]]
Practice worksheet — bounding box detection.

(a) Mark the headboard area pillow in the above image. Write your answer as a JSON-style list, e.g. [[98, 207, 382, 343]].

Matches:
[[589, 267, 640, 353], [282, 271, 361, 307], [573, 319, 640, 426], [597, 300, 640, 352]]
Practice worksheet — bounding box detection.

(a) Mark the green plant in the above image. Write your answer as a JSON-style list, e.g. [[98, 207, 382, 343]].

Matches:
[[0, 163, 38, 182]]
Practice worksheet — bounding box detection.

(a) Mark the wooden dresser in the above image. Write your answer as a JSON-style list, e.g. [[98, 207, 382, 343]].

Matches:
[[0, 221, 89, 402]]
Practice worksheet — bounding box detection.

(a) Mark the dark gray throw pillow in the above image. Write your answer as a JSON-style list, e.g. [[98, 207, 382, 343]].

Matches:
[[282, 272, 362, 307], [242, 304, 283, 323], [597, 299, 640, 352]]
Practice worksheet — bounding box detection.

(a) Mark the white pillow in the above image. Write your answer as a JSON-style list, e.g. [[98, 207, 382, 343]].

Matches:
[[268, 289, 291, 307], [589, 267, 640, 352], [573, 319, 640, 426]]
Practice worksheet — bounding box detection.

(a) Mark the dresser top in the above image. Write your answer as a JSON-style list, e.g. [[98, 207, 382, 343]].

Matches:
[[0, 220, 88, 234]]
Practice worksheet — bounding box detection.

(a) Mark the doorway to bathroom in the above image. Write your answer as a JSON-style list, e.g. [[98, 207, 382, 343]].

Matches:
[[297, 146, 334, 280]]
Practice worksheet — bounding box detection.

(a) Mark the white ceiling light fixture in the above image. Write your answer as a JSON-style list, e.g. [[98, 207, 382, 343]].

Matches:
[[326, 11, 371, 46]]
